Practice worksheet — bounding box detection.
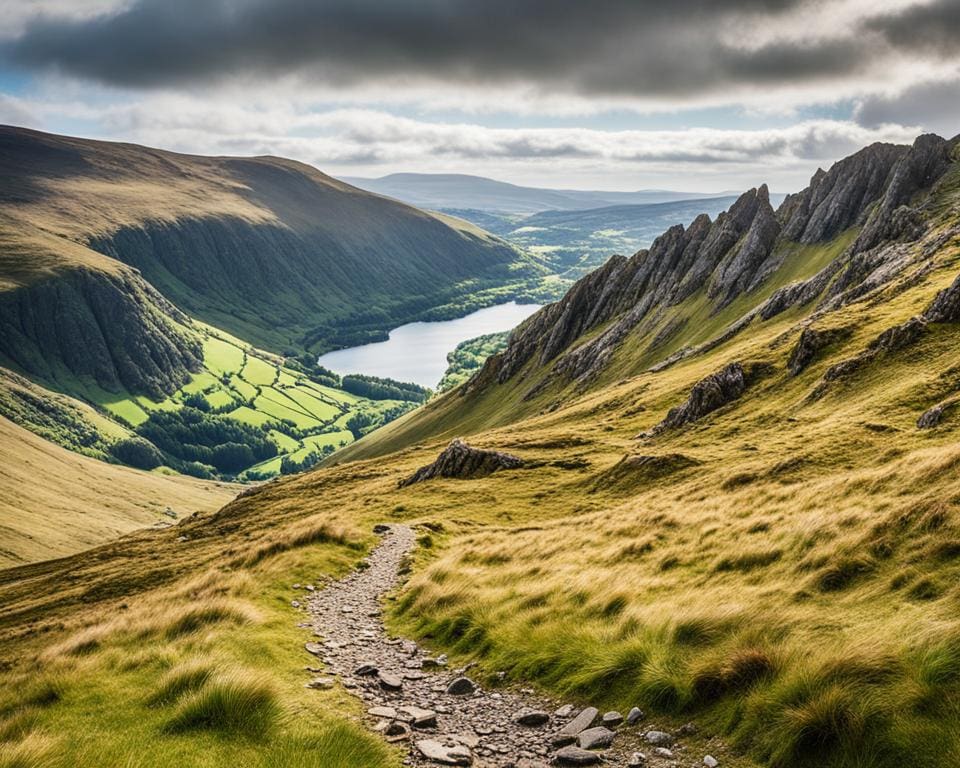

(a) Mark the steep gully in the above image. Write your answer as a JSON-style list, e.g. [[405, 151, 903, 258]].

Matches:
[[302, 526, 725, 767]]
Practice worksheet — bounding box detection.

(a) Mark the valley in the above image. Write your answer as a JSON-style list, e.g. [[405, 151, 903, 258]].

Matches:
[[2, 124, 959, 768]]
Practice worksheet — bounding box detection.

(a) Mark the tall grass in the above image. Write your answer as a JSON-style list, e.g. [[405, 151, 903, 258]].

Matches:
[[163, 670, 280, 737]]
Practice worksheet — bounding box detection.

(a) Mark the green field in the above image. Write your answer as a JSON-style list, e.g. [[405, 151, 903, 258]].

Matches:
[[31, 329, 421, 482]]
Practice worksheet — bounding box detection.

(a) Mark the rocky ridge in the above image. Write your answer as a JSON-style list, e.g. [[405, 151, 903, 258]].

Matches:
[[473, 134, 958, 394]]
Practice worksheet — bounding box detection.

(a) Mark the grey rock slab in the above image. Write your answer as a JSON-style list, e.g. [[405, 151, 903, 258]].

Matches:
[[305, 677, 334, 689], [368, 706, 397, 719], [553, 746, 601, 766], [398, 705, 438, 729], [557, 706, 598, 737], [554, 704, 578, 718], [704, 757, 719, 768], [577, 726, 615, 750], [628, 752, 647, 767], [416, 739, 473, 765], [654, 747, 674, 758]]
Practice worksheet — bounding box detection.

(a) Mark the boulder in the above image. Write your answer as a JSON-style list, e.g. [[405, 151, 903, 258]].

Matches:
[[644, 730, 673, 746], [626, 707, 645, 725], [399, 439, 523, 487], [924, 273, 960, 323], [601, 711, 623, 727], [787, 326, 852, 376], [377, 672, 403, 691], [645, 362, 745, 436], [515, 710, 550, 727]]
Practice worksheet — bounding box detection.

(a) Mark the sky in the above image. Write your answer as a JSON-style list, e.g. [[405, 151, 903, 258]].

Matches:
[[0, 0, 958, 193]]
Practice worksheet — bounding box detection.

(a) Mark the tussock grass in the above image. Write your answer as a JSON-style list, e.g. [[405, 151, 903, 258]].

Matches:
[[0, 733, 58, 768], [162, 600, 260, 639], [163, 670, 280, 737], [145, 660, 216, 707], [237, 521, 359, 567]]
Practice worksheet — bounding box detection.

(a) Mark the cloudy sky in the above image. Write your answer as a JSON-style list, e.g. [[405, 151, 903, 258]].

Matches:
[[1, 0, 958, 192]]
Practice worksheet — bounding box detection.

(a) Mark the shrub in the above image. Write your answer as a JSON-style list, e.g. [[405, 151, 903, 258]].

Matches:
[[109, 437, 165, 470]]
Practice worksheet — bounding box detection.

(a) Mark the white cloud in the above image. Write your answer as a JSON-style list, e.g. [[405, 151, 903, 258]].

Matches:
[[13, 91, 923, 191]]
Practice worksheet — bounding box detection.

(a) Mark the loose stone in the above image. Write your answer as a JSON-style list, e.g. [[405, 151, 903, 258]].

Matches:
[[576, 726, 615, 750], [446, 677, 477, 696]]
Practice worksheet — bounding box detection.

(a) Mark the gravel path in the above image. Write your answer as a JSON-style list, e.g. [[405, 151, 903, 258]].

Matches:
[[304, 525, 719, 768]]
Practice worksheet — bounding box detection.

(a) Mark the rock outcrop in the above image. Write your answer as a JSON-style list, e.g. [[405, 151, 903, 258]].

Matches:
[[644, 363, 746, 436], [399, 438, 523, 487], [471, 133, 957, 400], [918, 401, 953, 429], [787, 326, 853, 376], [778, 142, 906, 244], [923, 273, 960, 323]]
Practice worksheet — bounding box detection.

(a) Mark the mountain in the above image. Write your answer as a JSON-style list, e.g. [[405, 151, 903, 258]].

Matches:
[[291, 133, 960, 766], [0, 127, 549, 368], [343, 172, 736, 214], [5, 132, 960, 768]]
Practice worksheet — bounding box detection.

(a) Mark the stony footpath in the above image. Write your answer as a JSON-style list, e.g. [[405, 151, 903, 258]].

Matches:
[[302, 525, 723, 767]]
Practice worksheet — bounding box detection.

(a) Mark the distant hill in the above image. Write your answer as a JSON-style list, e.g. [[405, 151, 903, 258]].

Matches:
[[446, 196, 790, 276], [0, 127, 549, 362], [342, 172, 738, 215]]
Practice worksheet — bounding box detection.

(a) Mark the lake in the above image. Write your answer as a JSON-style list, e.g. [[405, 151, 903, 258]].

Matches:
[[317, 301, 542, 388]]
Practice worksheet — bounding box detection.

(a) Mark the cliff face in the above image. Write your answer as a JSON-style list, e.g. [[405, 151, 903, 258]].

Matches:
[[486, 134, 958, 391], [0, 264, 201, 399]]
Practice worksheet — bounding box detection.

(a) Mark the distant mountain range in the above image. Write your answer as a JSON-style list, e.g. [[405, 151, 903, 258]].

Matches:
[[342, 172, 740, 215]]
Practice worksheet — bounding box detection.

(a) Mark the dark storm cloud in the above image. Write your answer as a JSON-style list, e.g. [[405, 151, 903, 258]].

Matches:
[[867, 0, 960, 56], [856, 78, 960, 139], [3, 0, 885, 97]]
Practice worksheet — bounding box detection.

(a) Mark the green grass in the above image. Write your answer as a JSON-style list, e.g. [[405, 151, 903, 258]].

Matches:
[[283, 388, 341, 421], [268, 430, 300, 453], [203, 390, 236, 410], [180, 372, 222, 396], [253, 393, 322, 430], [241, 357, 277, 387], [224, 406, 274, 428], [229, 376, 258, 402], [203, 337, 245, 378], [0, 534, 397, 768]]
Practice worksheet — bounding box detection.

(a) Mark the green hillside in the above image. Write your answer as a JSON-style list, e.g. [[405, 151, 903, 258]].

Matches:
[[0, 126, 553, 356]]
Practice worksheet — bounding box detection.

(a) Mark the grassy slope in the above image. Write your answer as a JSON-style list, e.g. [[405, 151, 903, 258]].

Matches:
[[0, 125, 550, 355], [0, 415, 235, 568]]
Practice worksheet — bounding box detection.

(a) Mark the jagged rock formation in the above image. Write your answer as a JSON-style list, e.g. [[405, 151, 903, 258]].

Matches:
[[480, 133, 958, 395], [923, 273, 960, 323], [399, 438, 523, 487], [643, 363, 746, 437], [0, 266, 201, 398], [814, 269, 960, 395], [777, 143, 907, 244], [918, 401, 953, 429], [787, 327, 853, 376]]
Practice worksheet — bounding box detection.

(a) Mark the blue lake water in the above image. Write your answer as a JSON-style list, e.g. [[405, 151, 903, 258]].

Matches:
[[317, 301, 542, 388]]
